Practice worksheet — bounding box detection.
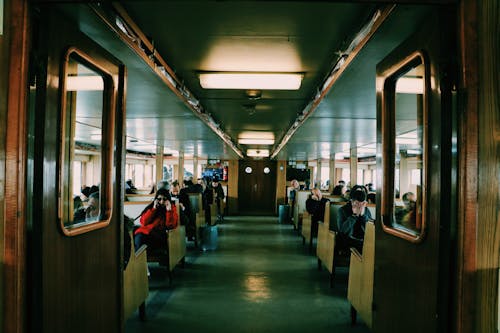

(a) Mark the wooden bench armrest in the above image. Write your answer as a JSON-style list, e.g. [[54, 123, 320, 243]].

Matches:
[[135, 244, 147, 257], [350, 247, 362, 261]]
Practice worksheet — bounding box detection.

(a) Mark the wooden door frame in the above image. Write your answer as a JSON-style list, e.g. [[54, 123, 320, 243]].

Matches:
[[3, 1, 30, 332]]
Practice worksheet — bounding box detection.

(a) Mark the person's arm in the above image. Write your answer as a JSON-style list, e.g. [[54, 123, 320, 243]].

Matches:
[[337, 207, 355, 235], [140, 207, 155, 226], [165, 205, 179, 229]]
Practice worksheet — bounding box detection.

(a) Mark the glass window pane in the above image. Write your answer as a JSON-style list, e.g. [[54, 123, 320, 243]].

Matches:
[[60, 50, 114, 234]]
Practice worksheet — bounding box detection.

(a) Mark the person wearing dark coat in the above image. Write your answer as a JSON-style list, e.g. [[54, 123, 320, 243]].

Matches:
[[211, 177, 225, 222], [305, 188, 330, 237], [336, 185, 372, 253]]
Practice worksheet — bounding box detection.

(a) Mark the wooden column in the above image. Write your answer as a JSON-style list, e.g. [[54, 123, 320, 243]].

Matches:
[[276, 160, 287, 207], [350, 147, 358, 187], [316, 158, 322, 189], [155, 145, 163, 183], [177, 151, 184, 186], [227, 160, 239, 215], [329, 158, 336, 192], [193, 156, 199, 180]]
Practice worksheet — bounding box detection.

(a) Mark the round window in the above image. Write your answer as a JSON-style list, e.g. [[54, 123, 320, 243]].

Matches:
[[245, 166, 253, 174], [263, 167, 271, 174]]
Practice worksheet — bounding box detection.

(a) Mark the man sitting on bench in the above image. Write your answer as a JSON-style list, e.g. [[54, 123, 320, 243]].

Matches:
[[336, 186, 372, 253]]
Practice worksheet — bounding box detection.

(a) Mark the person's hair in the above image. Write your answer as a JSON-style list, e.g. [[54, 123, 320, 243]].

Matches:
[[367, 192, 376, 204], [350, 188, 367, 202], [155, 188, 171, 201], [140, 188, 171, 217], [157, 179, 169, 190], [402, 192, 414, 204], [81, 186, 91, 198], [89, 185, 99, 195], [332, 185, 344, 195]]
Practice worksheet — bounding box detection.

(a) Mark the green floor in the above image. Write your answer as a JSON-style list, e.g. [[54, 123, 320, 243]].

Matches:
[[126, 216, 370, 333]]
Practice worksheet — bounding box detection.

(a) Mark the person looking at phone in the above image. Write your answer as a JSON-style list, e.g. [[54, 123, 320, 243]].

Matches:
[[134, 188, 178, 252]]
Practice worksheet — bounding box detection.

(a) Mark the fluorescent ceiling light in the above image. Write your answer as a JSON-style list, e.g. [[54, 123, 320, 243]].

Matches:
[[247, 149, 269, 157], [199, 72, 302, 90], [238, 138, 275, 145], [67, 76, 104, 91], [396, 77, 423, 94]]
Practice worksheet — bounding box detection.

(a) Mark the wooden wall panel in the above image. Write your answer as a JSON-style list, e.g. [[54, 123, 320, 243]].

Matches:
[[227, 160, 238, 215], [477, 0, 500, 331], [275, 160, 287, 211]]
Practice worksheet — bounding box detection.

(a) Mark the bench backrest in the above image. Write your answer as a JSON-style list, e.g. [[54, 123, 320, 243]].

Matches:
[[188, 193, 203, 213], [323, 201, 346, 231], [126, 194, 155, 202], [296, 190, 310, 213], [124, 201, 151, 221]]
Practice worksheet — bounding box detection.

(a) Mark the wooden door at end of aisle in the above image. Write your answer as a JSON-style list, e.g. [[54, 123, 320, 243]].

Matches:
[[238, 160, 277, 215]]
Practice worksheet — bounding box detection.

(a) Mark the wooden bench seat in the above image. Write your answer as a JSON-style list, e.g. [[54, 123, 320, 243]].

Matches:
[[316, 201, 347, 287], [146, 225, 186, 285], [124, 231, 148, 321], [188, 193, 205, 247], [347, 221, 375, 329], [301, 211, 313, 252]]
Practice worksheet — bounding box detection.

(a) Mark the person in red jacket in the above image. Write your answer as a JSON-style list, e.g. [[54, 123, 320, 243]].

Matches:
[[134, 188, 178, 252]]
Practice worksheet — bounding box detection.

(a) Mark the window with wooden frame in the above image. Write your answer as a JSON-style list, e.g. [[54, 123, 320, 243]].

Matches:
[[59, 48, 115, 236], [380, 51, 428, 243]]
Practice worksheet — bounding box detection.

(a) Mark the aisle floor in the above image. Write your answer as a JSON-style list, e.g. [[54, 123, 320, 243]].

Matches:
[[126, 216, 370, 333]]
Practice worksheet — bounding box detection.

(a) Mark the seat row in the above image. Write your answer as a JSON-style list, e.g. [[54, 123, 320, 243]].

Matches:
[[291, 190, 375, 329]]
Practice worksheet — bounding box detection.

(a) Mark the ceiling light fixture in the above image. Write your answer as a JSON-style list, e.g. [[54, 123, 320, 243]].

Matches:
[[199, 72, 303, 90], [247, 149, 269, 157], [238, 138, 275, 145]]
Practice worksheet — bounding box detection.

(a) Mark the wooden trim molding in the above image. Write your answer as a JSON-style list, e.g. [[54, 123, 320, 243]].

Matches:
[[4, 0, 30, 332], [455, 0, 479, 332]]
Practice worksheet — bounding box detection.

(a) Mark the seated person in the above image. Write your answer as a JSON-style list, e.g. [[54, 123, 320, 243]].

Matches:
[[336, 185, 372, 253], [396, 192, 417, 229], [305, 188, 330, 236], [125, 179, 138, 194], [367, 192, 376, 204], [73, 196, 86, 222], [85, 191, 100, 222], [170, 180, 195, 239], [134, 189, 178, 252], [331, 184, 345, 196]]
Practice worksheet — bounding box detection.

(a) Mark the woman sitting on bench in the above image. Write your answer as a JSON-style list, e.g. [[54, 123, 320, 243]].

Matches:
[[134, 189, 178, 252]]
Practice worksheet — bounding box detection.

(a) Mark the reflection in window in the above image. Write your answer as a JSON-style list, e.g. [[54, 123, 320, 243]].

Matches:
[[62, 52, 105, 228], [392, 60, 425, 234]]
